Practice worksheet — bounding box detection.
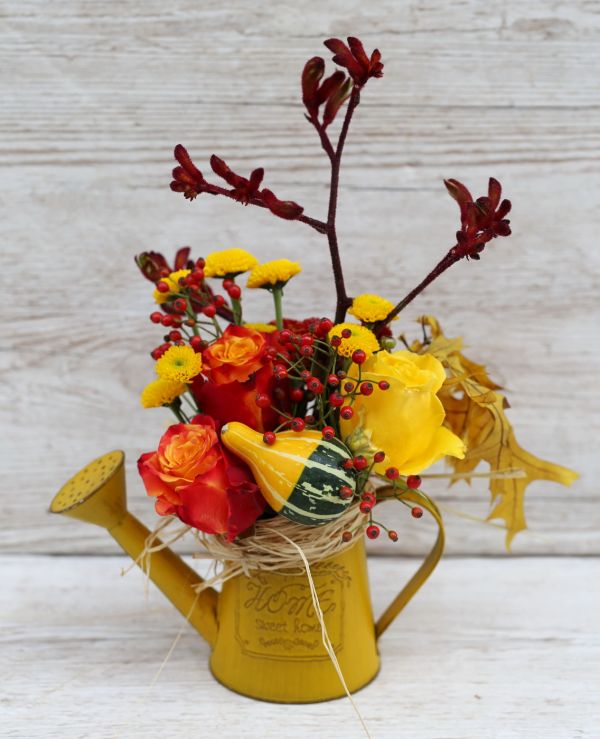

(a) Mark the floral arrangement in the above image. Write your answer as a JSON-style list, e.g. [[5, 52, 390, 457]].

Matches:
[[136, 37, 576, 549]]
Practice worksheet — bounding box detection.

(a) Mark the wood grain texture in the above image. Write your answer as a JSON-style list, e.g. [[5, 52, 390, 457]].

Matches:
[[2, 555, 599, 738], [1, 1, 599, 554]]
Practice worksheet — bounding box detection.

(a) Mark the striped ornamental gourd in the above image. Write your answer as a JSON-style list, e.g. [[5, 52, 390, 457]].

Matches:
[[220, 422, 356, 526]]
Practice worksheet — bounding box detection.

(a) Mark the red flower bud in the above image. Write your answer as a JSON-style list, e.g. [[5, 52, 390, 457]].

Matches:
[[260, 188, 304, 220]]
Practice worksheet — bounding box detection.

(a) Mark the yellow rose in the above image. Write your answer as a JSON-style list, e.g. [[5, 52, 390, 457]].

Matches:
[[340, 350, 465, 475]]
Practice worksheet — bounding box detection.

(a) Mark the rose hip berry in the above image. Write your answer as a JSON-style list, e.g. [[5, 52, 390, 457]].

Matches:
[[366, 524, 380, 539], [255, 393, 271, 408], [227, 284, 242, 300], [406, 475, 422, 489], [322, 426, 335, 440], [411, 507, 424, 519], [190, 336, 203, 352], [329, 392, 344, 407], [353, 455, 368, 471], [373, 451, 386, 463], [289, 387, 304, 403], [263, 432, 276, 445], [340, 406, 354, 420], [352, 349, 367, 365], [290, 417, 306, 432], [385, 467, 399, 480], [339, 485, 354, 500], [307, 377, 323, 394]]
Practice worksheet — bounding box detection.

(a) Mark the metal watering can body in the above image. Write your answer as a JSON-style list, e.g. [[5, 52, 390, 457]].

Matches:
[[51, 451, 444, 704]]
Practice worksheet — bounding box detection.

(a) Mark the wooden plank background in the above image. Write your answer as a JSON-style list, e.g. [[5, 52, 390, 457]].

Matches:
[[1, 0, 598, 555]]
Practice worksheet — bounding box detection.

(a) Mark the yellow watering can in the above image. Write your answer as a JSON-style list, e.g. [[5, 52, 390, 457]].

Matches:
[[50, 450, 445, 703]]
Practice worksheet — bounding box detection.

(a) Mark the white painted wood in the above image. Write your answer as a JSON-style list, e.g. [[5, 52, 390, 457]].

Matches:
[[1, 1, 598, 554], [2, 554, 599, 738]]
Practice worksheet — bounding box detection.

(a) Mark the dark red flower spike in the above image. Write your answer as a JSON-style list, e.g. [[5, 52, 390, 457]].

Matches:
[[302, 56, 352, 129], [324, 37, 384, 87], [445, 177, 512, 260], [323, 77, 353, 128], [210, 155, 265, 205], [135, 247, 194, 283], [302, 57, 326, 118], [260, 189, 304, 220], [170, 145, 207, 200]]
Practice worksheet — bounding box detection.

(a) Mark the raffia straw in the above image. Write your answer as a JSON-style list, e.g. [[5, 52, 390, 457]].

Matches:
[[189, 504, 368, 594]]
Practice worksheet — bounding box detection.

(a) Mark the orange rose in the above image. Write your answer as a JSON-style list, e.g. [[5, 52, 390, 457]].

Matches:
[[202, 325, 267, 384], [137, 415, 265, 539]]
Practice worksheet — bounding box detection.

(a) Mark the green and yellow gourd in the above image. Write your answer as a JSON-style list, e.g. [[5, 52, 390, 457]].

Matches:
[[221, 422, 356, 526]]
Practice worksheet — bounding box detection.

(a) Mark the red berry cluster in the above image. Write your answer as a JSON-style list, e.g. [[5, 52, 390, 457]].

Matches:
[[141, 254, 236, 360]]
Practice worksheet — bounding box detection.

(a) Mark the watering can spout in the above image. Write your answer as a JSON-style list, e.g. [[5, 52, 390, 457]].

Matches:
[[49, 451, 218, 647]]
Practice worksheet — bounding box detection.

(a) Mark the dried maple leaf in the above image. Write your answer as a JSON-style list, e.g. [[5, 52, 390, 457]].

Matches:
[[413, 316, 578, 547]]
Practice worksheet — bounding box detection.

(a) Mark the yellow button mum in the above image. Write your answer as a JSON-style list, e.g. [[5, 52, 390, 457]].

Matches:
[[153, 269, 191, 305], [246, 259, 301, 289], [155, 345, 203, 383], [340, 350, 466, 475], [348, 293, 397, 323], [204, 248, 258, 278], [141, 378, 186, 408], [328, 323, 379, 359]]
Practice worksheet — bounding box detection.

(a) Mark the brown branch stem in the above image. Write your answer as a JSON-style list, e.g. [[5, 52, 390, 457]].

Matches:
[[310, 88, 360, 324], [375, 249, 461, 329], [204, 184, 328, 234]]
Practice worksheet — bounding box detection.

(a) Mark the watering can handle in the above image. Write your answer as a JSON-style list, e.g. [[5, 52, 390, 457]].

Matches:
[[375, 488, 445, 639]]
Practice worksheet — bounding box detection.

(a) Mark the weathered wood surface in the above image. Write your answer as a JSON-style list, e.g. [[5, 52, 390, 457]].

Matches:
[[2, 555, 599, 738], [1, 1, 598, 554]]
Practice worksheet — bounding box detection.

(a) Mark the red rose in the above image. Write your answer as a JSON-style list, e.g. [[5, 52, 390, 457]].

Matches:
[[137, 415, 265, 540], [191, 364, 279, 432]]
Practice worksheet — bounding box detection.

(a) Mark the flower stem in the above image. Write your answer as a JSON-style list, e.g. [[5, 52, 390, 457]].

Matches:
[[231, 297, 242, 325], [169, 399, 189, 424], [321, 88, 361, 324], [205, 184, 327, 234], [272, 287, 284, 330], [375, 250, 460, 329]]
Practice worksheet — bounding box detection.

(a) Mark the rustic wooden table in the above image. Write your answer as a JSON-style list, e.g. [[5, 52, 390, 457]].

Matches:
[[3, 555, 598, 738]]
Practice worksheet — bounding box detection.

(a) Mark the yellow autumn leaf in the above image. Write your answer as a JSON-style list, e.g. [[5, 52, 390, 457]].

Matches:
[[414, 316, 579, 548]]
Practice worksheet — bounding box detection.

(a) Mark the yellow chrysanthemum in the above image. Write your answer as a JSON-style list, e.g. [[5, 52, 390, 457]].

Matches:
[[348, 293, 397, 323], [155, 345, 203, 383], [246, 259, 301, 289], [203, 248, 258, 278], [140, 378, 186, 408], [153, 269, 191, 305], [243, 322, 277, 333], [328, 323, 380, 359]]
